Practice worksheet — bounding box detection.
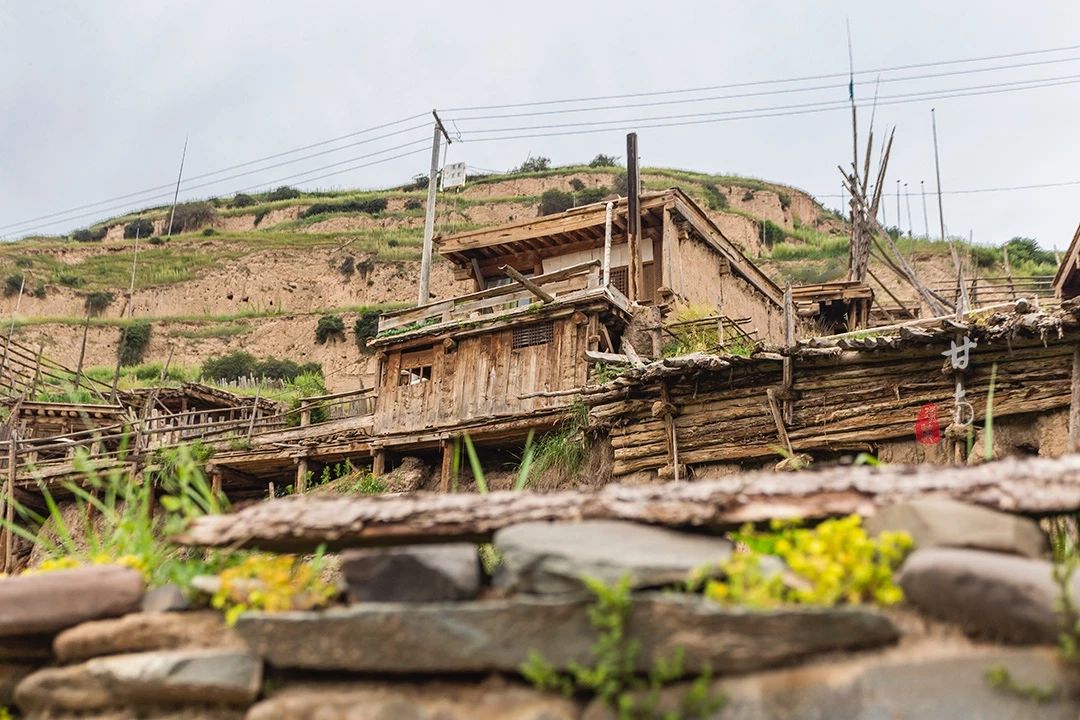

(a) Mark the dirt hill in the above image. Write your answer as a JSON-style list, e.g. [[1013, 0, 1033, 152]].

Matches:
[[0, 165, 1019, 393]]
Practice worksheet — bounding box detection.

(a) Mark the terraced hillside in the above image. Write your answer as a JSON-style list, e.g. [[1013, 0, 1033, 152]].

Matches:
[[0, 164, 1052, 395]]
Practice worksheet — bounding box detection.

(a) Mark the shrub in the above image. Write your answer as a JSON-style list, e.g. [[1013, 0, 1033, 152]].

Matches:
[[253, 358, 303, 381], [253, 208, 269, 227], [118, 320, 152, 366], [267, 186, 301, 201], [971, 245, 1000, 268], [569, 178, 586, 192], [762, 220, 787, 248], [778, 192, 792, 211], [407, 175, 428, 192], [72, 226, 107, 242], [83, 291, 115, 316], [3, 274, 23, 297], [514, 156, 550, 173], [124, 218, 155, 239], [703, 183, 729, 211], [147, 236, 166, 246], [231, 193, 255, 208], [32, 284, 46, 299], [201, 351, 256, 382], [202, 228, 216, 236], [14, 257, 32, 268], [1004, 237, 1055, 266], [742, 190, 755, 202], [404, 197, 422, 211], [575, 187, 609, 205], [315, 314, 345, 344], [339, 256, 355, 276], [357, 258, 375, 277], [300, 197, 387, 219], [56, 273, 85, 288], [589, 153, 619, 168], [539, 189, 574, 216], [354, 310, 381, 352], [168, 202, 217, 234]]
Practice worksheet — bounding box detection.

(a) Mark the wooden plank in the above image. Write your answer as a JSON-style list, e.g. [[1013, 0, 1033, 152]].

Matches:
[[499, 265, 555, 302], [1071, 344, 1080, 452], [175, 453, 1080, 551]]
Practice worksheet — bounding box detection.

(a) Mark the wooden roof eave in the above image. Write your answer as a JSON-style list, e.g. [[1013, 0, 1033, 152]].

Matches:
[[1052, 222, 1080, 292], [369, 287, 631, 350]]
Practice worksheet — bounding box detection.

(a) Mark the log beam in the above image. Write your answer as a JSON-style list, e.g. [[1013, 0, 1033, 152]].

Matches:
[[174, 453, 1080, 552]]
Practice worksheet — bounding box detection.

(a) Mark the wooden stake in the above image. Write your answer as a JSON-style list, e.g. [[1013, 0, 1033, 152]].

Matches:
[[1070, 344, 1080, 452], [4, 435, 15, 574], [626, 132, 643, 301], [766, 388, 794, 456], [602, 201, 614, 287], [499, 265, 554, 302]]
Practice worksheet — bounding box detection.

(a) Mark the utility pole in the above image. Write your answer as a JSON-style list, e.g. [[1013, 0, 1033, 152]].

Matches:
[[166, 136, 189, 238], [904, 183, 914, 238], [626, 132, 643, 302], [932, 108, 968, 314], [920, 180, 930, 239], [418, 110, 451, 306], [895, 179, 901, 234]]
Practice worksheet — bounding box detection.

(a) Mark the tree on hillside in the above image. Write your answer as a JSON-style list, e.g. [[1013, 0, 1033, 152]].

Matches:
[[515, 156, 551, 173], [589, 153, 619, 168]]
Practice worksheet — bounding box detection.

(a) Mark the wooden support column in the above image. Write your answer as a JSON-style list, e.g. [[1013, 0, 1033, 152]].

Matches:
[[3, 436, 15, 574], [661, 205, 676, 292], [371, 448, 386, 477], [655, 382, 681, 481], [210, 467, 222, 498], [295, 456, 309, 494], [781, 286, 795, 424], [439, 438, 457, 493], [626, 132, 643, 301], [1070, 345, 1080, 452]]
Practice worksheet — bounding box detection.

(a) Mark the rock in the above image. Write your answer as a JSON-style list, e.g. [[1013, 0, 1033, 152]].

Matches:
[[585, 645, 1077, 719], [55, 611, 245, 663], [0, 663, 34, 706], [0, 635, 53, 661], [899, 547, 1079, 643], [341, 544, 481, 603], [15, 648, 262, 712], [189, 575, 222, 595], [248, 679, 579, 720], [141, 584, 189, 613], [0, 565, 144, 637], [866, 498, 1048, 558], [382, 456, 430, 493], [493, 520, 732, 594], [236, 594, 897, 675]]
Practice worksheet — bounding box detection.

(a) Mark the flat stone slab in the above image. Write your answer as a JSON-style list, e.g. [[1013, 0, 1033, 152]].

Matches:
[[866, 498, 1048, 558], [0, 565, 143, 637], [493, 520, 733, 593], [55, 610, 245, 663], [14, 648, 261, 712], [248, 680, 578, 720], [899, 547, 1078, 643], [341, 543, 481, 603], [236, 594, 897, 675], [0, 663, 34, 706]]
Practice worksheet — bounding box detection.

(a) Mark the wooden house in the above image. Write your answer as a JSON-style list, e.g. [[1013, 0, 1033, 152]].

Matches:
[[365, 188, 787, 481], [1054, 223, 1080, 300]]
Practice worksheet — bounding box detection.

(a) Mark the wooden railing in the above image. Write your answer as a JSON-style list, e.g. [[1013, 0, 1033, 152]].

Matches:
[[376, 261, 605, 336], [929, 275, 1055, 308]]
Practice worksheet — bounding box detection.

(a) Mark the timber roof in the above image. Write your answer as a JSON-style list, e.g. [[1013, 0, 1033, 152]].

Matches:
[[1053, 222, 1080, 298], [436, 188, 784, 307]]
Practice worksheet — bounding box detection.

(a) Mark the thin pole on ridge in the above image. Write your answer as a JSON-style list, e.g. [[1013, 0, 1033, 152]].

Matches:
[[418, 110, 451, 306]]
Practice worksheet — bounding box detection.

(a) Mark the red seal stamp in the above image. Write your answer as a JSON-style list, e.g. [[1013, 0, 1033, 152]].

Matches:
[[914, 403, 941, 445]]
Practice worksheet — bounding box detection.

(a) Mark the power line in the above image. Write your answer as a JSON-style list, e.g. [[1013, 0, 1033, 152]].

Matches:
[[454, 72, 1080, 136], [815, 177, 1080, 199], [10, 141, 431, 237], [446, 54, 1080, 122], [0, 112, 430, 233], [443, 41, 1080, 111]]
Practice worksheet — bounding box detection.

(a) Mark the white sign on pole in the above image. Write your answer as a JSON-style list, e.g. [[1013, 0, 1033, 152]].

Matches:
[[441, 162, 467, 190]]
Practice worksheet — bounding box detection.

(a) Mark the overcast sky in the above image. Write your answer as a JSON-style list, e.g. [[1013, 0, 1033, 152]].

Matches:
[[3, 1, 1080, 248]]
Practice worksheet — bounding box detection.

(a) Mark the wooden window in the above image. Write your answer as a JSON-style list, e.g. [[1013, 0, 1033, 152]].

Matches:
[[609, 266, 629, 295], [513, 322, 553, 349], [398, 347, 434, 386]]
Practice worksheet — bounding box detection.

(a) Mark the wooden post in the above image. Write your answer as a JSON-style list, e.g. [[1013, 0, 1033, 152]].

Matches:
[[246, 386, 261, 440], [1070, 345, 1080, 452], [210, 468, 222, 498], [781, 286, 795, 423], [626, 132, 643, 302], [31, 342, 43, 396], [602, 201, 614, 287], [1003, 245, 1016, 301], [295, 457, 309, 494], [4, 436, 15, 574], [766, 388, 794, 457], [658, 382, 681, 482], [660, 205, 674, 291], [74, 312, 91, 391], [418, 113, 450, 306], [372, 448, 386, 477], [439, 438, 457, 493]]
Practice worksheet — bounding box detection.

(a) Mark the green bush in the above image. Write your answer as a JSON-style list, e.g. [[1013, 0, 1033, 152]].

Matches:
[[612, 170, 628, 196], [339, 256, 355, 276], [124, 218, 155, 239], [762, 220, 787, 248], [354, 310, 381, 352], [315, 314, 345, 344], [14, 257, 32, 268], [515, 156, 550, 173], [201, 351, 256, 382], [971, 245, 1001, 268], [147, 236, 166, 246], [202, 228, 216, 236], [253, 208, 269, 227], [56, 273, 85, 288], [575, 187, 609, 205], [267, 186, 301, 201], [3, 274, 23, 297], [778, 192, 792, 211], [539, 189, 574, 216], [703, 183, 729, 211], [32, 284, 47, 299], [569, 178, 586, 192], [1004, 237, 1055, 266], [404, 197, 422, 211], [72, 226, 107, 242], [253, 358, 303, 381], [301, 197, 387, 219], [118, 321, 152, 366], [231, 193, 255, 208], [168, 202, 217, 234], [589, 153, 619, 167], [83, 291, 115, 316]]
